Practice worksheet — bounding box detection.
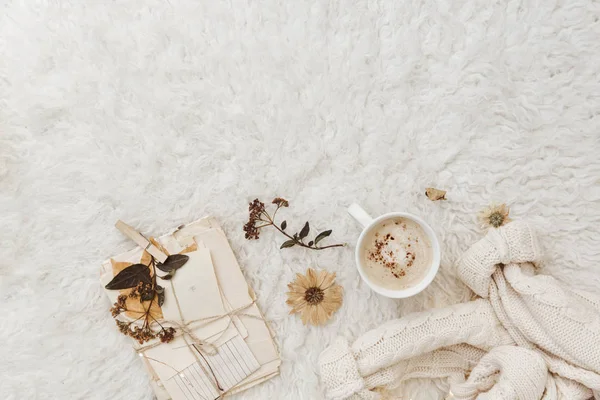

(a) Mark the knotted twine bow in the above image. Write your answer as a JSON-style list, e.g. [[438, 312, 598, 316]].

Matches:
[[136, 279, 263, 399]]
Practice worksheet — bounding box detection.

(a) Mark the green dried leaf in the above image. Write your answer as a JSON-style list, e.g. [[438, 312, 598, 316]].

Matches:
[[299, 222, 310, 239], [314, 230, 332, 244], [280, 240, 296, 249], [308, 241, 314, 246], [155, 285, 164, 293], [156, 254, 189, 272], [105, 264, 151, 290], [281, 220, 287, 230], [157, 291, 165, 307]]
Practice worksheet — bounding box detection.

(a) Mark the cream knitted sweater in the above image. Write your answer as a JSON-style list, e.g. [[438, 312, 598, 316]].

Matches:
[[319, 222, 600, 399]]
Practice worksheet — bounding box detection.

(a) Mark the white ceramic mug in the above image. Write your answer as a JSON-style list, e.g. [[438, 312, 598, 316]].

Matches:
[[348, 203, 441, 298]]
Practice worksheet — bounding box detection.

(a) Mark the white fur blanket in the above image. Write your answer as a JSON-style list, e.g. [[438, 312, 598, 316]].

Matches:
[[1, 1, 600, 399]]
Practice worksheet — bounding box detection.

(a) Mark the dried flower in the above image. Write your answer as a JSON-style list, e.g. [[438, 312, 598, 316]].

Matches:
[[129, 282, 155, 301], [243, 199, 266, 239], [130, 325, 156, 344], [272, 197, 289, 207], [105, 238, 191, 344], [116, 320, 130, 334], [117, 294, 127, 306], [244, 197, 345, 251], [286, 268, 343, 326], [110, 305, 122, 317], [478, 203, 511, 228], [110, 295, 129, 317], [158, 327, 176, 343]]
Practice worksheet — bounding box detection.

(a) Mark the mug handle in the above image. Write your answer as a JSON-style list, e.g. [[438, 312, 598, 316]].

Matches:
[[348, 203, 374, 228]]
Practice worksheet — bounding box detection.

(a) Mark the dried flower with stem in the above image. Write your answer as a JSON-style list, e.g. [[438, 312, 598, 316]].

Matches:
[[105, 246, 190, 344], [243, 197, 345, 250], [286, 268, 343, 325], [478, 203, 511, 229]]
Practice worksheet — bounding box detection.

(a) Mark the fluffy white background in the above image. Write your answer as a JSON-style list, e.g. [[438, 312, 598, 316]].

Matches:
[[1, 1, 599, 399]]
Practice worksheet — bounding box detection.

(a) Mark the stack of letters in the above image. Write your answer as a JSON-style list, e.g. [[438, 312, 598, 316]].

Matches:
[[100, 217, 280, 400]]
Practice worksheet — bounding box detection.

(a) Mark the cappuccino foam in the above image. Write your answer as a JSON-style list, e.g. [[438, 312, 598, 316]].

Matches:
[[361, 217, 432, 290]]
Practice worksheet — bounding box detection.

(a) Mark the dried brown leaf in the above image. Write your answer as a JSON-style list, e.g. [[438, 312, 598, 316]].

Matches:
[[105, 264, 151, 290], [425, 187, 447, 201]]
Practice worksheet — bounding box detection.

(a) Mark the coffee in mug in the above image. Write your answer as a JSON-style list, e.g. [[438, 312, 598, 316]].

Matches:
[[348, 204, 440, 298], [360, 217, 433, 290]]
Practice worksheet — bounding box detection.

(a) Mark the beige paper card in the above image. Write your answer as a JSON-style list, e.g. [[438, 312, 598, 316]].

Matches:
[[160, 248, 229, 340]]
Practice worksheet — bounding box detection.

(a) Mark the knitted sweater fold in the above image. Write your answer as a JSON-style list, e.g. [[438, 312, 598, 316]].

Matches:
[[319, 222, 600, 400]]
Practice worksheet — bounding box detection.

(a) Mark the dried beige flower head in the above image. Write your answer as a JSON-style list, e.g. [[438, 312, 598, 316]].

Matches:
[[478, 203, 511, 228], [286, 268, 343, 326]]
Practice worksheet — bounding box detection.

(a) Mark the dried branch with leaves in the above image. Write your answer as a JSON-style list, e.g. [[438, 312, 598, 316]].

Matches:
[[105, 252, 189, 344], [243, 197, 345, 250]]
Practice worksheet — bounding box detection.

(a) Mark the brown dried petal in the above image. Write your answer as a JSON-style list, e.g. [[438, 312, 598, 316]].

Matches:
[[425, 187, 447, 201]]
